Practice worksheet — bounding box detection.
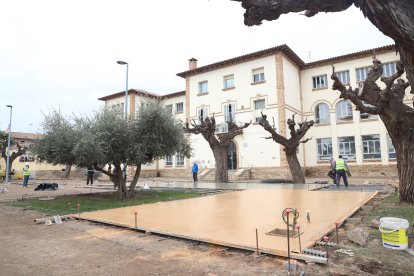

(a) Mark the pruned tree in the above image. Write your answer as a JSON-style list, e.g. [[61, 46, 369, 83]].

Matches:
[[0, 130, 27, 173], [259, 112, 314, 183], [232, 0, 414, 203], [332, 57, 413, 203], [32, 109, 76, 178], [185, 115, 250, 182]]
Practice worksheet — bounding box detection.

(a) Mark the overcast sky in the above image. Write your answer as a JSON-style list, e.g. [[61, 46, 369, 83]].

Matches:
[[0, 0, 393, 133]]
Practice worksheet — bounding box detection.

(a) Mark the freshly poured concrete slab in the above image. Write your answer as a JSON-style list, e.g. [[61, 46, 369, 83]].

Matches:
[[81, 189, 376, 256]]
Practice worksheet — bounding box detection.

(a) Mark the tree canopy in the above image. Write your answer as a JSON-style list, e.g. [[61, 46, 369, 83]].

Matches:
[[33, 100, 190, 199]]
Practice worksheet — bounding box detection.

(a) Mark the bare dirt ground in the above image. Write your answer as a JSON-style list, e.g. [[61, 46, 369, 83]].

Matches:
[[1, 176, 413, 276]]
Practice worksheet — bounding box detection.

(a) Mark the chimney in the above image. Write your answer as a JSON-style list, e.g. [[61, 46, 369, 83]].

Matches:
[[188, 58, 198, 70]]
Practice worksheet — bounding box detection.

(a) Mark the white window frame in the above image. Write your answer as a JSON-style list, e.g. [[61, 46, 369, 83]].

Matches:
[[356, 66, 371, 82], [199, 81, 208, 94], [312, 75, 328, 89], [224, 103, 236, 123], [362, 134, 381, 160], [386, 134, 396, 160], [223, 75, 235, 89], [337, 136, 356, 161], [382, 62, 397, 77], [317, 138, 333, 161], [165, 155, 173, 166], [315, 103, 330, 124], [335, 70, 350, 85], [254, 99, 265, 123], [175, 102, 184, 113], [197, 107, 208, 123], [336, 100, 353, 121], [176, 153, 184, 166], [252, 68, 265, 83]]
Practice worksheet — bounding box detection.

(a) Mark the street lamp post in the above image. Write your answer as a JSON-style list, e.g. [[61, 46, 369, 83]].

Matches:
[[5, 105, 12, 184], [117, 61, 129, 119]]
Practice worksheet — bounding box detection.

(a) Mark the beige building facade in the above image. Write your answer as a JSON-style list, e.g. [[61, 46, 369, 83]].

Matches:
[[100, 44, 410, 179]]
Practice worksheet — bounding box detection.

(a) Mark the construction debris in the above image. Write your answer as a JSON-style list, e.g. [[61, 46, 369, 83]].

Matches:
[[303, 248, 327, 258], [34, 215, 71, 224], [334, 248, 354, 257], [316, 241, 337, 247], [347, 227, 369, 246]]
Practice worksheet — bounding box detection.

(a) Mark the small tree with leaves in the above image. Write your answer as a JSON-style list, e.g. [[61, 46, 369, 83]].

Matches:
[[72, 100, 190, 199], [32, 110, 76, 178], [259, 113, 314, 183], [0, 131, 27, 174], [185, 116, 250, 182]]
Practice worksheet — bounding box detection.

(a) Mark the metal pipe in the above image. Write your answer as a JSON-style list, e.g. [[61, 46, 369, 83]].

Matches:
[[255, 228, 259, 255], [135, 211, 138, 231], [117, 61, 129, 119], [5, 105, 12, 184], [287, 211, 291, 274]]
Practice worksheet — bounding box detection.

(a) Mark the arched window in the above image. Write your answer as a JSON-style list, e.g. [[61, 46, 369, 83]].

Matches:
[[315, 103, 330, 124], [336, 100, 353, 122]]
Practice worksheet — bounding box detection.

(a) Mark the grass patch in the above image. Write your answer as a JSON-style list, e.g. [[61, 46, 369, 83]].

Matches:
[[365, 192, 414, 222], [8, 190, 201, 215]]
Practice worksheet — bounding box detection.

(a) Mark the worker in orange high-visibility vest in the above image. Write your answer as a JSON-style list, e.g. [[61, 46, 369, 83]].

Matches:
[[22, 163, 31, 188]]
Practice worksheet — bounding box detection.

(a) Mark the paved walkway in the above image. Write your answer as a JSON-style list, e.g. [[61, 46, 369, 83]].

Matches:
[[0, 174, 393, 202]]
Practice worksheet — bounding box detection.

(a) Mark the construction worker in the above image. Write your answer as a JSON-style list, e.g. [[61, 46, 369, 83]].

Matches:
[[335, 155, 350, 188], [191, 162, 199, 184], [22, 163, 31, 188], [86, 165, 94, 185]]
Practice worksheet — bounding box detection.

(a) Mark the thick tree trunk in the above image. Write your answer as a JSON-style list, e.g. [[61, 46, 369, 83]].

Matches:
[[383, 115, 414, 204], [213, 146, 229, 183], [127, 163, 142, 199], [395, 139, 414, 203], [285, 148, 305, 183], [63, 163, 72, 179]]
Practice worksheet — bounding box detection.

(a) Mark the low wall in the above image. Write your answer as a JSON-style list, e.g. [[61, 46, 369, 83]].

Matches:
[[305, 164, 398, 178], [249, 167, 294, 180]]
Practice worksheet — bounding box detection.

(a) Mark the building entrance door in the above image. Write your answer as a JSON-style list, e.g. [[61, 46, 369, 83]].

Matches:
[[227, 141, 237, 170]]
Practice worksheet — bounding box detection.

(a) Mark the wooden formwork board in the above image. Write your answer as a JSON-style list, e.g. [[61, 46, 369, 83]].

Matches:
[[80, 189, 376, 259]]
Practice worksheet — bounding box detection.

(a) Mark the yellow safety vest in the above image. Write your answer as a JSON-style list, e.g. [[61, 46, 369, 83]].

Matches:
[[336, 159, 346, 170], [23, 167, 31, 176]]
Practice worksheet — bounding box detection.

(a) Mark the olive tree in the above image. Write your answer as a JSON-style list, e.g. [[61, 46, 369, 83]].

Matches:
[[32, 109, 76, 178], [1, 131, 27, 174], [72, 100, 190, 199]]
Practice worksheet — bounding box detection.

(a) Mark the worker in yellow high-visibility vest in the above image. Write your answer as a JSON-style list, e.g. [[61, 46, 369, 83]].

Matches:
[[335, 155, 350, 187], [22, 163, 31, 188]]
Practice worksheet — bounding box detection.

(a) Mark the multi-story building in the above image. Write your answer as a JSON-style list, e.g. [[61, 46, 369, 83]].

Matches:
[[99, 44, 411, 179]]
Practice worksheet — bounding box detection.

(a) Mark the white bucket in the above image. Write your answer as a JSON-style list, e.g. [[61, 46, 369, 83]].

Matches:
[[379, 217, 409, 250]]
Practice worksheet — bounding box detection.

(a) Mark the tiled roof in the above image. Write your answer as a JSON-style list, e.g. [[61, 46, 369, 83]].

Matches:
[[303, 45, 396, 69], [98, 89, 160, 101], [176, 44, 396, 77], [176, 44, 305, 78], [98, 89, 185, 101], [11, 132, 42, 140]]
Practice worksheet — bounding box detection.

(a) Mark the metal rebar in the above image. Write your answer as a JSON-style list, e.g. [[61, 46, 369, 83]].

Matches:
[[256, 228, 259, 255], [287, 211, 291, 274], [77, 203, 80, 220], [297, 226, 302, 253], [135, 211, 138, 231], [335, 222, 339, 244]]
